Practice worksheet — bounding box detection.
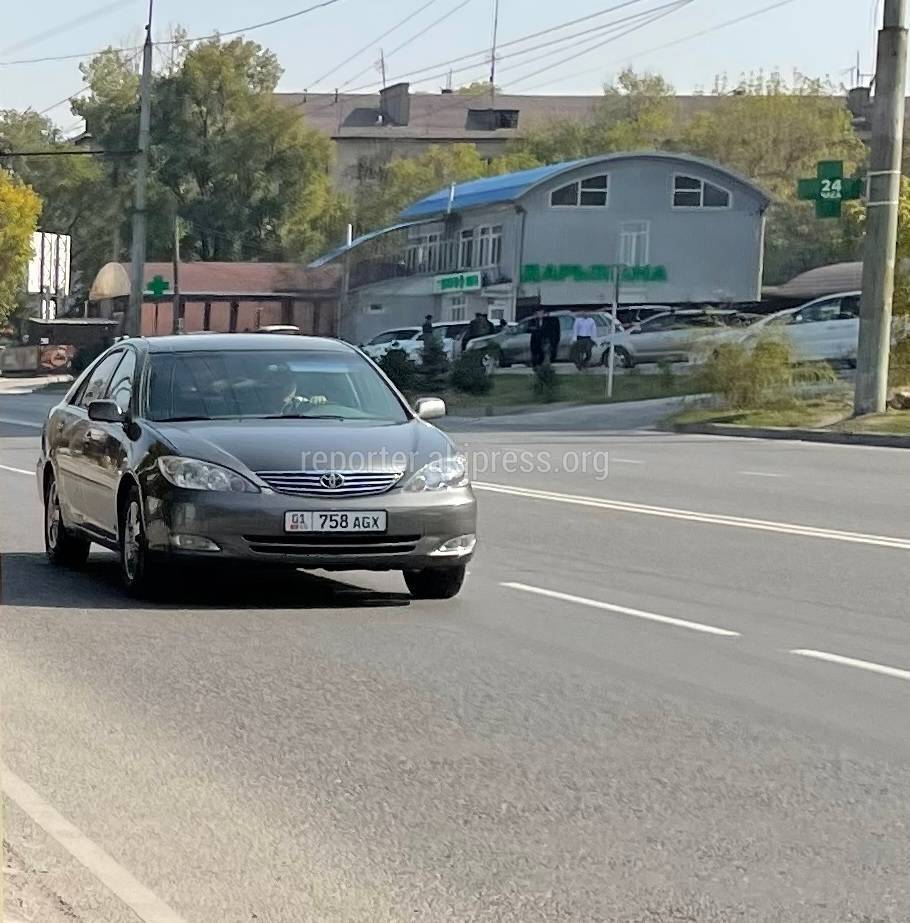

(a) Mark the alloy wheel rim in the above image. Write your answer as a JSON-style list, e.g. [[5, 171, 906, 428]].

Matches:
[[124, 500, 142, 580]]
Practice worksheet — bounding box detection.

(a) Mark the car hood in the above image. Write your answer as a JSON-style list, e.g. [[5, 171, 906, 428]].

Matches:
[[150, 418, 455, 477]]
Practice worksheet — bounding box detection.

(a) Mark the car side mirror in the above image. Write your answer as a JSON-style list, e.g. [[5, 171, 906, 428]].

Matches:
[[415, 397, 446, 421], [87, 399, 127, 424]]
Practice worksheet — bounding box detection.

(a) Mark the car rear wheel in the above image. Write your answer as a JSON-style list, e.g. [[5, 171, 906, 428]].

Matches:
[[44, 475, 90, 567], [481, 348, 501, 376], [119, 484, 160, 597], [403, 564, 467, 600], [603, 346, 634, 369]]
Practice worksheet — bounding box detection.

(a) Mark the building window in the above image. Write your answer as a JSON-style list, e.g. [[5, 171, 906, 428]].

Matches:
[[447, 295, 467, 321], [478, 225, 503, 267], [673, 174, 731, 208], [459, 229, 475, 269], [618, 221, 650, 267], [550, 174, 609, 207], [368, 303, 384, 313]]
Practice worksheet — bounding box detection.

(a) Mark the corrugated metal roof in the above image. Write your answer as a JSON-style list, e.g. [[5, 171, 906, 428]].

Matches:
[[401, 152, 771, 220]]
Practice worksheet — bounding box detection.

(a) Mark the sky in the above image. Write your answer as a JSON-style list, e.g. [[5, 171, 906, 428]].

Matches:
[[0, 0, 882, 131]]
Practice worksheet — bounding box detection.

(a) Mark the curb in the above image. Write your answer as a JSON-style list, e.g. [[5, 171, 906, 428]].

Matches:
[[670, 421, 910, 449]]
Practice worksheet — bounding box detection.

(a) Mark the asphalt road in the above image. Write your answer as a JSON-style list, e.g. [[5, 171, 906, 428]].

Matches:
[[2, 392, 910, 922]]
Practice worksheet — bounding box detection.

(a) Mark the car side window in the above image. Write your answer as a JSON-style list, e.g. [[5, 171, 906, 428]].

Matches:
[[106, 349, 137, 414], [839, 295, 860, 319], [559, 316, 574, 332], [795, 299, 839, 324], [76, 351, 124, 409]]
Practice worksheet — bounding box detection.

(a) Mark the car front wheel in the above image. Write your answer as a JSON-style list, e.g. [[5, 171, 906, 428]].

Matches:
[[119, 484, 160, 597], [403, 564, 467, 600], [44, 475, 91, 567]]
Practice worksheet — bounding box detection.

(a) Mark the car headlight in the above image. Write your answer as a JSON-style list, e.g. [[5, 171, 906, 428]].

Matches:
[[158, 456, 259, 493], [404, 454, 469, 492]]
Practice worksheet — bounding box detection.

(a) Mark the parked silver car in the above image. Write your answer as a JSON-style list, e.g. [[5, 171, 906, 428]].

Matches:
[[620, 310, 745, 366]]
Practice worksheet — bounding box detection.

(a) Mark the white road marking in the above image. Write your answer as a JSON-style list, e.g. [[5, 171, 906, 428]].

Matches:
[[502, 582, 741, 638], [611, 458, 645, 465], [475, 482, 910, 551], [790, 649, 910, 682], [1, 764, 188, 923], [739, 470, 784, 478], [0, 416, 42, 429], [0, 462, 33, 477]]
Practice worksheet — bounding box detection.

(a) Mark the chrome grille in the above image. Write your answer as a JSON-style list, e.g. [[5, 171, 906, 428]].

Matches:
[[257, 470, 404, 498]]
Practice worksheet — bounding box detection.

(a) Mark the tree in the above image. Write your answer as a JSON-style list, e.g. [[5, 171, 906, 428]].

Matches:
[[681, 71, 866, 284], [356, 144, 539, 231], [0, 109, 110, 297], [514, 67, 677, 163], [74, 37, 348, 265], [0, 169, 41, 324], [455, 81, 501, 96]]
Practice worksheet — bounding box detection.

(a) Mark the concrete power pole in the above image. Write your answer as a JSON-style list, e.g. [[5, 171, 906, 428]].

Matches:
[[126, 0, 154, 339], [855, 0, 908, 415]]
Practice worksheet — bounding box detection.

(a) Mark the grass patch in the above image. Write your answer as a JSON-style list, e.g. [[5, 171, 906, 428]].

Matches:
[[835, 411, 910, 435], [428, 369, 701, 413], [672, 399, 852, 429]]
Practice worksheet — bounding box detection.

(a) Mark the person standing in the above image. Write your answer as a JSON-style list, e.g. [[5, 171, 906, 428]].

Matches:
[[529, 308, 548, 368], [542, 309, 561, 364], [422, 314, 434, 341], [572, 312, 597, 370]]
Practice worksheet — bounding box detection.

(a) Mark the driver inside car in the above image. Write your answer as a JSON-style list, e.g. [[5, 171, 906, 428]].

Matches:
[[265, 366, 327, 414]]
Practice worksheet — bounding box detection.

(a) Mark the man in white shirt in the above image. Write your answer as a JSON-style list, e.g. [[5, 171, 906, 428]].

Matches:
[[571, 313, 598, 369]]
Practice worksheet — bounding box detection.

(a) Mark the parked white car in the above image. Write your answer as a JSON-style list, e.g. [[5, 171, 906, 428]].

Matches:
[[619, 310, 747, 367], [735, 292, 862, 365], [361, 322, 470, 364]]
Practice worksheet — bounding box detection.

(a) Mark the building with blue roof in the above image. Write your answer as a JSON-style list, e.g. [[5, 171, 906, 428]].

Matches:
[[312, 152, 770, 347]]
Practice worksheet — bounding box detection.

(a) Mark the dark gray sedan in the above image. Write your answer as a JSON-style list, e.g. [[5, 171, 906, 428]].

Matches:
[[37, 335, 476, 599]]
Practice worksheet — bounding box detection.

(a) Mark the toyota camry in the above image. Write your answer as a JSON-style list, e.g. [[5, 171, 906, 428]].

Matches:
[[37, 334, 477, 599]]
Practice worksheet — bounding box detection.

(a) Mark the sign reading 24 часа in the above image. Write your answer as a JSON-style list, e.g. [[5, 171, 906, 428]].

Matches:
[[521, 264, 669, 284]]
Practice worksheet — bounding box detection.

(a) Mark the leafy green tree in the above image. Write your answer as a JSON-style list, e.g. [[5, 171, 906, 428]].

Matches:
[[515, 67, 677, 163], [0, 169, 41, 323], [681, 71, 866, 284], [455, 81, 501, 96]]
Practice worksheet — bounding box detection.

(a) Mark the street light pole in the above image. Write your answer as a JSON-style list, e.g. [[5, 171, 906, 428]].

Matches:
[[126, 0, 154, 339], [855, 0, 908, 415]]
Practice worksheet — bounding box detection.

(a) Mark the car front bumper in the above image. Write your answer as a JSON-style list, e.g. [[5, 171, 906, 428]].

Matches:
[[143, 485, 477, 571]]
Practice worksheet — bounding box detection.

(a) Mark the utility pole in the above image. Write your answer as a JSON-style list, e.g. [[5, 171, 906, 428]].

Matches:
[[379, 49, 387, 88], [171, 212, 181, 335], [126, 0, 154, 339], [855, 0, 908, 415], [490, 0, 500, 110]]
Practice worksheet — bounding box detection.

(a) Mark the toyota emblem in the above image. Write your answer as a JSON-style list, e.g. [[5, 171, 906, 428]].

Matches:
[[320, 472, 346, 490]]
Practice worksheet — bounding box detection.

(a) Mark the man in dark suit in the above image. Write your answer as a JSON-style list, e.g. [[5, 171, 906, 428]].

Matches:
[[529, 308, 560, 368]]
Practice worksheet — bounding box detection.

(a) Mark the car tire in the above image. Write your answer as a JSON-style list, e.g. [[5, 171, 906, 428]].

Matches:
[[44, 475, 91, 567], [603, 346, 634, 369], [403, 564, 467, 600], [119, 484, 160, 598], [482, 348, 501, 376]]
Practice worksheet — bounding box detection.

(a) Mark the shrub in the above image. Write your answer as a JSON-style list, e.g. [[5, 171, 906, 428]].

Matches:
[[417, 333, 450, 392], [891, 334, 910, 387], [378, 347, 418, 393], [532, 363, 560, 402], [698, 335, 797, 408], [656, 359, 675, 391], [450, 349, 492, 395]]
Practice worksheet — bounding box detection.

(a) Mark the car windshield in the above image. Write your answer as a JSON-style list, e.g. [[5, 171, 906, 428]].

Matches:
[[145, 349, 409, 423]]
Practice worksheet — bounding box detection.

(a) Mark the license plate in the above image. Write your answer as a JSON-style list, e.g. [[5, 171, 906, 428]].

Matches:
[[284, 511, 387, 533]]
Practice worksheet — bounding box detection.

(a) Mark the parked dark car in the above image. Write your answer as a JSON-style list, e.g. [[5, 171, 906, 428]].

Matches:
[[37, 335, 476, 599]]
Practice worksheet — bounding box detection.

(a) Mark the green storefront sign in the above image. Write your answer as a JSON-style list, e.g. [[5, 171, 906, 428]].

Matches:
[[521, 264, 669, 284], [434, 272, 482, 293]]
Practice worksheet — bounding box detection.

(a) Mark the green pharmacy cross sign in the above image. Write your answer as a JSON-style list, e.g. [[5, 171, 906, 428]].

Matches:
[[145, 275, 171, 298], [797, 160, 864, 219]]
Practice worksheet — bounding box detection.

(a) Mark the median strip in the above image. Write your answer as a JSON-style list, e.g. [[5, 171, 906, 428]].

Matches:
[[0, 463, 33, 477], [790, 649, 910, 683], [501, 582, 741, 637], [475, 482, 910, 551]]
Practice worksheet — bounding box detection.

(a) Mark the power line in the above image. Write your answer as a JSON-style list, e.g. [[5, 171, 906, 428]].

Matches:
[[1, 0, 136, 55], [505, 0, 693, 88], [309, 0, 442, 87], [0, 0, 347, 67], [340, 0, 474, 89], [336, 0, 657, 93], [523, 0, 796, 90]]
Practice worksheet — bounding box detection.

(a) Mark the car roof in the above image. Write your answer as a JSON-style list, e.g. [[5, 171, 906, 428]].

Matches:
[[140, 334, 351, 354]]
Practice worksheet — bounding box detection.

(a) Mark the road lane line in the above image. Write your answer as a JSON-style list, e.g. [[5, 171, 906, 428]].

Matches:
[[790, 649, 910, 682], [0, 463, 33, 477], [0, 416, 43, 429], [739, 470, 784, 478], [502, 582, 741, 638], [611, 458, 645, 465], [475, 482, 910, 551], [1, 764, 188, 923]]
